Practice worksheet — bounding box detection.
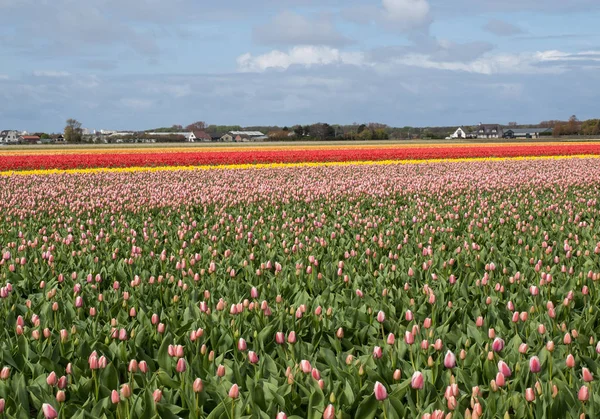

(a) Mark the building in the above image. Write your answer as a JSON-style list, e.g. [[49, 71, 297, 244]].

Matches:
[[449, 127, 467, 139], [0, 130, 20, 144], [475, 124, 503, 139], [503, 128, 552, 139], [221, 131, 267, 142], [144, 132, 197, 142], [18, 135, 41, 144], [193, 130, 212, 142]]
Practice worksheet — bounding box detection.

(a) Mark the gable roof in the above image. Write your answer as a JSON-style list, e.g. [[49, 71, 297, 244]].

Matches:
[[193, 130, 212, 140]]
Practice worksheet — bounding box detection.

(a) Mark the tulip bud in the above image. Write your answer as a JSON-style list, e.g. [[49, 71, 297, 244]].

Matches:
[[120, 384, 131, 399], [228, 384, 239, 399], [193, 378, 204, 393], [111, 390, 120, 404]]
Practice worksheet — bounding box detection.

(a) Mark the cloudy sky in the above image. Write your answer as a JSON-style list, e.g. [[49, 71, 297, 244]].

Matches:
[[1, 0, 599, 132]]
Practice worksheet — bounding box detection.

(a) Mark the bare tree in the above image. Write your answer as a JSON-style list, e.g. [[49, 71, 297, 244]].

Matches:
[[185, 121, 207, 131]]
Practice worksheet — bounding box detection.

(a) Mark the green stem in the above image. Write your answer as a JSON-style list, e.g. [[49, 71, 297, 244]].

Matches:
[[382, 402, 388, 419]]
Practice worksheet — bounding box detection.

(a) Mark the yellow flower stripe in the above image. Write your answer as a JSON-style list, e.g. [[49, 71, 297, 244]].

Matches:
[[1, 154, 599, 177]]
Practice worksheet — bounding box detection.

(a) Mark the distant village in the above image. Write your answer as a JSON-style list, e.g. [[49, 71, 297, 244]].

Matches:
[[1, 116, 598, 145]]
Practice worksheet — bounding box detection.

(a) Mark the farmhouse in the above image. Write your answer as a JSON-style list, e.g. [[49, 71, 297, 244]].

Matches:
[[449, 127, 467, 139], [503, 128, 552, 139], [0, 130, 20, 144], [221, 131, 267, 142], [475, 124, 503, 139], [18, 135, 41, 144]]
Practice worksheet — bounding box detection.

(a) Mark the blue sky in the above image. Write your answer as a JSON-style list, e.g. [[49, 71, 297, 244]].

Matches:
[[1, 0, 599, 132]]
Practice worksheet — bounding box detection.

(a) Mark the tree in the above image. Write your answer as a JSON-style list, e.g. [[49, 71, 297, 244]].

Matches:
[[582, 119, 600, 136], [64, 119, 83, 143], [293, 126, 304, 137], [185, 121, 207, 131]]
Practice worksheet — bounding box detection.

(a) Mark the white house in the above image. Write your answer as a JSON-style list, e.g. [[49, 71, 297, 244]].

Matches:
[[146, 132, 197, 142], [0, 130, 20, 144], [449, 127, 467, 139]]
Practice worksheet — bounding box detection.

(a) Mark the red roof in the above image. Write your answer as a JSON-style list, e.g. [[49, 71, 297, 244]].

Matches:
[[21, 136, 40, 140]]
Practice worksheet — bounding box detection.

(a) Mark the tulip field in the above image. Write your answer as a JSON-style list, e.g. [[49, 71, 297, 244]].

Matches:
[[1, 143, 600, 418]]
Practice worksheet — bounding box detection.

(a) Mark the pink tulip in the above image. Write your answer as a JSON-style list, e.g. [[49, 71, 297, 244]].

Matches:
[[579, 385, 590, 401], [228, 383, 239, 399], [444, 350, 456, 369], [323, 404, 335, 419], [405, 310, 413, 321], [121, 384, 131, 398], [139, 361, 149, 373], [566, 354, 575, 368], [193, 378, 204, 393], [46, 371, 57, 386], [374, 381, 388, 401], [582, 368, 593, 382], [111, 390, 120, 404], [300, 360, 312, 374], [495, 372, 505, 387], [238, 338, 247, 351], [176, 358, 187, 373], [377, 310, 386, 323], [387, 333, 395, 345], [217, 364, 226, 377], [411, 371, 424, 389], [42, 403, 58, 419], [276, 413, 287, 419], [248, 351, 259, 364], [287, 331, 297, 344], [153, 389, 163, 403], [522, 356, 537, 374], [525, 388, 535, 402], [491, 337, 504, 352], [373, 346, 383, 359], [405, 331, 414, 345], [498, 360, 512, 377]]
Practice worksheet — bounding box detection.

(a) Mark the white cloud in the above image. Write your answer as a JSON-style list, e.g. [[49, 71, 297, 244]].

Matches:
[[382, 0, 430, 26], [384, 49, 600, 75], [237, 46, 366, 72], [253, 11, 352, 47], [32, 71, 71, 77], [119, 98, 155, 110]]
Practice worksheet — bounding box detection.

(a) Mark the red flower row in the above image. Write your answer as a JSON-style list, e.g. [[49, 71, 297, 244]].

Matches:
[[2, 144, 600, 171]]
